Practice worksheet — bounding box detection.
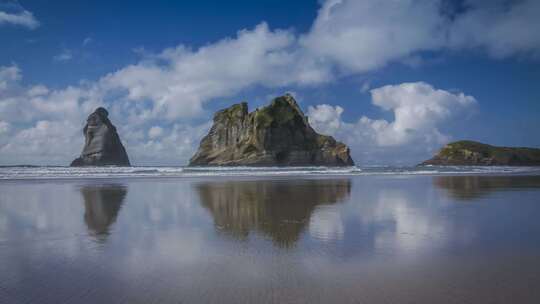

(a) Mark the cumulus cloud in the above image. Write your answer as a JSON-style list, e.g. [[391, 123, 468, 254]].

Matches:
[[301, 0, 540, 73], [0, 65, 21, 90], [100, 23, 329, 120], [132, 122, 211, 165], [1, 0, 538, 165], [307, 104, 344, 136], [447, 0, 540, 58], [0, 66, 103, 164], [308, 82, 476, 164], [366, 82, 476, 146], [1, 120, 81, 164], [1, 22, 316, 164], [148, 126, 163, 139], [0, 64, 214, 165], [0, 120, 10, 151], [301, 0, 445, 73], [0, 9, 39, 29]]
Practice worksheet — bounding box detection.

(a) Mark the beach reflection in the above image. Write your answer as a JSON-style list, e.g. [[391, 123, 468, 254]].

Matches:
[[196, 179, 351, 247], [2, 176, 540, 303], [81, 184, 127, 240], [434, 175, 540, 200]]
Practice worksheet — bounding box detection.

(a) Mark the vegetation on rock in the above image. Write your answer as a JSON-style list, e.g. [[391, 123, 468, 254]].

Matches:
[[189, 94, 354, 166], [421, 140, 540, 166]]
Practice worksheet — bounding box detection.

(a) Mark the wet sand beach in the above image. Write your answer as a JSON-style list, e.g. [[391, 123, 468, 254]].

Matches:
[[1, 174, 540, 303]]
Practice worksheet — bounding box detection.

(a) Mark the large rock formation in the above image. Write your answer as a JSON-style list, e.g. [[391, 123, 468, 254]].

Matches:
[[189, 94, 354, 166], [71, 107, 131, 166], [421, 140, 540, 166]]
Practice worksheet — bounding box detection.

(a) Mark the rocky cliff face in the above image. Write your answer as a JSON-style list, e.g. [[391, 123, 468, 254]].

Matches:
[[189, 94, 354, 166], [421, 140, 540, 166], [71, 107, 131, 166]]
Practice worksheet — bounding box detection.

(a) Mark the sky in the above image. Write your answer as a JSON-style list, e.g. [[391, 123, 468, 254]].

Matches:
[[0, 0, 539, 166]]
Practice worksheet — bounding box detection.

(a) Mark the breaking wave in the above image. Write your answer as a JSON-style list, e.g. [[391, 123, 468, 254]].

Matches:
[[0, 165, 539, 180]]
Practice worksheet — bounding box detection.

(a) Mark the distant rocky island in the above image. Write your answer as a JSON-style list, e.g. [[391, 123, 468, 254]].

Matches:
[[189, 94, 354, 166], [66, 105, 538, 168], [421, 140, 540, 166], [71, 107, 130, 167]]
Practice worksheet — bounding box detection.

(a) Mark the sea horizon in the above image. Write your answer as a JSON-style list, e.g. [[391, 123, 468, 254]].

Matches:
[[2, 1, 540, 303]]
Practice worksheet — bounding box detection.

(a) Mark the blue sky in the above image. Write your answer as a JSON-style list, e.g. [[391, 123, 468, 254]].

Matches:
[[0, 0, 539, 165]]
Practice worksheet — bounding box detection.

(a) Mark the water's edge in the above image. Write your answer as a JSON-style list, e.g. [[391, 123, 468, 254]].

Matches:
[[1, 165, 539, 180]]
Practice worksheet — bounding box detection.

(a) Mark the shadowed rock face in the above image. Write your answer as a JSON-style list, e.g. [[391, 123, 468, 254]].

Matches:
[[189, 94, 354, 166], [421, 140, 540, 166], [196, 179, 351, 247], [71, 107, 130, 166]]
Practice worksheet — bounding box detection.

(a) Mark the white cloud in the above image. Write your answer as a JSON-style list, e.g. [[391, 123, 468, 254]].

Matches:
[[447, 0, 540, 58], [0, 9, 39, 29], [100, 23, 329, 120], [148, 126, 163, 139], [0, 64, 211, 165], [0, 65, 104, 164], [27, 85, 49, 97], [366, 82, 476, 146], [53, 50, 73, 62], [1, 0, 538, 165], [1, 120, 82, 164], [300, 0, 540, 73], [309, 82, 476, 164], [128, 122, 211, 165], [0, 120, 9, 134], [307, 104, 344, 136], [301, 0, 445, 73], [0, 22, 319, 165], [360, 81, 370, 93], [0, 65, 21, 90]]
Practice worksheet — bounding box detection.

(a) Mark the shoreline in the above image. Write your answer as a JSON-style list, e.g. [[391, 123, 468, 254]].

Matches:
[[1, 170, 540, 183]]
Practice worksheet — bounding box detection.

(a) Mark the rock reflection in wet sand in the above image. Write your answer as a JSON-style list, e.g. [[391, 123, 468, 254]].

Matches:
[[197, 179, 350, 247], [81, 184, 127, 240], [1, 176, 540, 304], [434, 175, 540, 200]]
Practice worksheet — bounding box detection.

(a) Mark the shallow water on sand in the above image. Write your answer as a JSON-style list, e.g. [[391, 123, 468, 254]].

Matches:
[[1, 175, 540, 303]]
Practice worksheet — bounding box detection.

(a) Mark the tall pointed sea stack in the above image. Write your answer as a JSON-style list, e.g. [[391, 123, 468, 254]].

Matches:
[[189, 94, 354, 166], [70, 107, 130, 167]]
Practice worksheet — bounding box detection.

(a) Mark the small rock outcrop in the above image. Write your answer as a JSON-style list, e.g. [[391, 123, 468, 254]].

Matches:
[[70, 107, 130, 167], [420, 140, 540, 166], [189, 94, 354, 166]]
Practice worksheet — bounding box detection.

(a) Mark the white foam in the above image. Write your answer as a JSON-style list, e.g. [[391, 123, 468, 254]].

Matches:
[[0, 165, 538, 180]]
